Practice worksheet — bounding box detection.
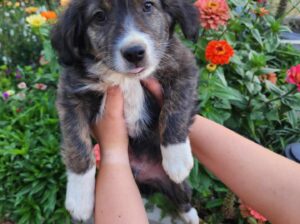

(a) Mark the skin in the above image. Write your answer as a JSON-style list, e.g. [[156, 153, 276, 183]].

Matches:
[[93, 86, 149, 224], [93, 79, 300, 224]]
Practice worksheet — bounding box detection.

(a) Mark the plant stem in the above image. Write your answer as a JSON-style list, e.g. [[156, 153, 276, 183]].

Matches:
[[193, 29, 206, 55], [266, 86, 297, 104], [218, 0, 251, 40]]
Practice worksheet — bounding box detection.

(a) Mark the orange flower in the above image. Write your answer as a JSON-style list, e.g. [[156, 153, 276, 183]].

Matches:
[[259, 73, 277, 84], [257, 7, 270, 16], [205, 40, 234, 65], [267, 73, 277, 84], [40, 11, 57, 20]]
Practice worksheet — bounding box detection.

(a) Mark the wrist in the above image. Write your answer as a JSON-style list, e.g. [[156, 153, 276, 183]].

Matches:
[[100, 150, 130, 165]]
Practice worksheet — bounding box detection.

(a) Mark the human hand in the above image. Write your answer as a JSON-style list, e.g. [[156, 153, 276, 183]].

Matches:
[[92, 86, 129, 164], [141, 78, 163, 105]]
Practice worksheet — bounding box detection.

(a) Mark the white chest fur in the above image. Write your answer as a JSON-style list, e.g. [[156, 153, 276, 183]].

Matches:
[[119, 78, 148, 137], [96, 72, 148, 137]]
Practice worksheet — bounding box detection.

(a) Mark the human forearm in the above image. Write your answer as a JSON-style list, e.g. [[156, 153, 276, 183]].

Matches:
[[95, 152, 149, 224], [190, 115, 300, 224], [93, 87, 148, 224]]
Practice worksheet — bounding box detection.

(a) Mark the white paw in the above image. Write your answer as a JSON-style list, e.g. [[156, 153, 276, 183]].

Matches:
[[161, 138, 194, 183], [65, 166, 96, 221], [180, 207, 200, 224]]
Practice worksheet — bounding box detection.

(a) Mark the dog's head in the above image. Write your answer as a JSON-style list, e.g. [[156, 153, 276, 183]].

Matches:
[[51, 0, 199, 78]]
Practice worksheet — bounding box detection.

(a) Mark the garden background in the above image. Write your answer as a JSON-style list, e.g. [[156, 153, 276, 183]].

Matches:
[[0, 0, 300, 223]]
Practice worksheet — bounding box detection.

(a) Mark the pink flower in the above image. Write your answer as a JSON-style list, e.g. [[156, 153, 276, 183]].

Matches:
[[34, 83, 48, 90], [194, 0, 230, 30], [93, 144, 101, 168], [17, 82, 27, 89], [239, 200, 267, 223], [286, 64, 300, 91], [248, 207, 267, 222]]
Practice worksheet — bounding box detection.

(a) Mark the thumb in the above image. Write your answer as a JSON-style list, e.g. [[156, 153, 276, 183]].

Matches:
[[103, 86, 124, 118]]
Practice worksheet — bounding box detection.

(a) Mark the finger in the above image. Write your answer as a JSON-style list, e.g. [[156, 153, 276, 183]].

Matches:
[[141, 78, 163, 105], [103, 86, 124, 118]]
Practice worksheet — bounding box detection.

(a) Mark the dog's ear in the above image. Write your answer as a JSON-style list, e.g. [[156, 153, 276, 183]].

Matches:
[[163, 0, 199, 42], [51, 2, 87, 66]]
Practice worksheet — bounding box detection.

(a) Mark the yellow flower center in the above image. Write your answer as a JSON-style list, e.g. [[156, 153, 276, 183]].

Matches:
[[215, 45, 226, 55], [207, 1, 219, 10]]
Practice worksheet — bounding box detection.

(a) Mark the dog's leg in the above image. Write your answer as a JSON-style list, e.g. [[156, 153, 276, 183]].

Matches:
[[158, 77, 198, 184], [138, 174, 200, 224], [163, 181, 200, 224], [57, 100, 95, 222]]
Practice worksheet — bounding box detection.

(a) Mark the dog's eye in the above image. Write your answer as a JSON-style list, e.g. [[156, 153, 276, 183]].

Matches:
[[93, 10, 107, 23], [143, 1, 153, 13]]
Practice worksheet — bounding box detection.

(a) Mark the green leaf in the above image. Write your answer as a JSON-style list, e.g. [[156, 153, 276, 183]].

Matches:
[[259, 67, 280, 74], [215, 68, 227, 86], [205, 199, 223, 209], [251, 29, 263, 46], [265, 81, 285, 95], [286, 110, 298, 128], [266, 110, 279, 121], [213, 82, 246, 103]]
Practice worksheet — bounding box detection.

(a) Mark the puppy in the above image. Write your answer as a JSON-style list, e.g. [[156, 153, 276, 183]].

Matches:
[[51, 0, 200, 223]]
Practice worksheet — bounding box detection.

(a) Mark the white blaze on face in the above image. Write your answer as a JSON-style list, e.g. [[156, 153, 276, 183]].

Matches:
[[114, 16, 159, 78]]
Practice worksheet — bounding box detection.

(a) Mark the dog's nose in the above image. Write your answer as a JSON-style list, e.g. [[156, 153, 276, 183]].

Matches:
[[122, 45, 145, 64]]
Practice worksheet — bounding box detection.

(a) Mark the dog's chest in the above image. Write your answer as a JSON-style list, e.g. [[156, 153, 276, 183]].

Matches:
[[120, 79, 148, 137], [99, 78, 148, 137]]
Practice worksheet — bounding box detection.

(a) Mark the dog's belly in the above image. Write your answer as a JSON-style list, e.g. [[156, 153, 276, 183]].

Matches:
[[129, 152, 166, 183]]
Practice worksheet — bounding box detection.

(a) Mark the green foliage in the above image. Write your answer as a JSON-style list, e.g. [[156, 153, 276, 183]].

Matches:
[[0, 65, 70, 223], [158, 0, 300, 223], [194, 0, 300, 153], [0, 2, 42, 66]]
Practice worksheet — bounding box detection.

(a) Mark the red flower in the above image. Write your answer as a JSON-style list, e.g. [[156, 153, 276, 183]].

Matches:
[[239, 200, 267, 223], [205, 40, 234, 65], [286, 64, 300, 91]]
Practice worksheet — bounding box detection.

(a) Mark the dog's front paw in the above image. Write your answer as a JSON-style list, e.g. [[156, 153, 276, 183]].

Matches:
[[65, 166, 96, 221], [180, 207, 200, 224], [161, 138, 193, 183]]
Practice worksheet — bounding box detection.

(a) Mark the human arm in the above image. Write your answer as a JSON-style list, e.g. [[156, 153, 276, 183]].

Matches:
[[189, 115, 300, 224], [93, 87, 149, 224]]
